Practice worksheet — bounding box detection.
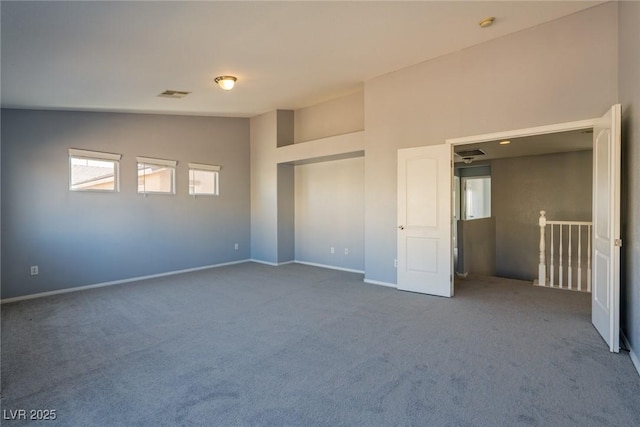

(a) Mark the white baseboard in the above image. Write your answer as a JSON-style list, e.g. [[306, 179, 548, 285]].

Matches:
[[249, 259, 294, 267], [294, 260, 364, 274], [1, 259, 251, 304], [249, 259, 278, 266], [364, 279, 397, 288], [250, 259, 363, 273], [621, 330, 640, 378], [3, 259, 389, 303]]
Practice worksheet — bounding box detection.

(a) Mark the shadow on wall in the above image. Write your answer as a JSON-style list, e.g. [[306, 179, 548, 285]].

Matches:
[[457, 217, 496, 277]]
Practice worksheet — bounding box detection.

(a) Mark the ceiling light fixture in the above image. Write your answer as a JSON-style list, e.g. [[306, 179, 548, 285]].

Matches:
[[479, 17, 495, 28], [214, 76, 237, 91], [499, 140, 511, 145]]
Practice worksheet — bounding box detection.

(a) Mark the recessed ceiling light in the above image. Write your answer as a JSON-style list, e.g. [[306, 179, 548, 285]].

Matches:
[[499, 140, 511, 145], [479, 17, 495, 28]]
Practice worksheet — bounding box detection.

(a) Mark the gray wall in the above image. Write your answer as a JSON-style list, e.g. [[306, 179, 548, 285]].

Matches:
[[294, 157, 364, 271], [619, 1, 640, 365], [249, 110, 297, 264], [457, 217, 495, 277], [250, 111, 279, 263], [294, 91, 364, 143], [251, 94, 364, 267], [492, 151, 592, 281], [364, 3, 617, 285], [277, 164, 295, 263], [1, 109, 250, 299]]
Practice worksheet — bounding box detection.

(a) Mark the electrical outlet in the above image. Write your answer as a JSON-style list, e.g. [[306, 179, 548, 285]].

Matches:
[[234, 243, 239, 250], [330, 247, 335, 254], [344, 248, 349, 255], [394, 259, 398, 268], [30, 265, 39, 276]]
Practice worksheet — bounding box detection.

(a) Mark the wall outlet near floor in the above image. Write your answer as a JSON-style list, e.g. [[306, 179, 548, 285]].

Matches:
[[394, 259, 398, 268], [344, 248, 349, 255], [30, 265, 39, 276], [330, 247, 335, 254], [234, 243, 239, 250]]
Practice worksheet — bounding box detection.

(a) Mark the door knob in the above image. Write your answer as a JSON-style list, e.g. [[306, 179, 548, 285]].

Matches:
[[398, 225, 405, 230]]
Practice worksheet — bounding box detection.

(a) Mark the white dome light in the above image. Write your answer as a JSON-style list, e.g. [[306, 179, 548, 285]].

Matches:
[[214, 76, 237, 91]]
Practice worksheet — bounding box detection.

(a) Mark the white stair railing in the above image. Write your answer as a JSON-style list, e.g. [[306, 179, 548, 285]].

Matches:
[[536, 210, 592, 292]]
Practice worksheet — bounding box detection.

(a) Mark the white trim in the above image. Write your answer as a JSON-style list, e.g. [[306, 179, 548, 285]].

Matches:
[[136, 156, 177, 167], [364, 279, 397, 288], [621, 330, 640, 378], [189, 168, 219, 196], [137, 158, 177, 195], [69, 152, 120, 192], [69, 148, 121, 161], [188, 163, 221, 171], [0, 260, 250, 304], [446, 118, 597, 147], [250, 259, 363, 272], [446, 117, 599, 298], [249, 259, 294, 267], [294, 260, 364, 274]]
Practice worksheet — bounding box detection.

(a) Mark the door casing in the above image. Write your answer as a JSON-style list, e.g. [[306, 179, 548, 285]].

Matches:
[[445, 116, 620, 353]]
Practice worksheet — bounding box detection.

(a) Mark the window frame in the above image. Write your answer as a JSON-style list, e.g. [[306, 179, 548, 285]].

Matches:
[[188, 162, 221, 196], [69, 148, 121, 192], [461, 175, 492, 221], [136, 156, 177, 196]]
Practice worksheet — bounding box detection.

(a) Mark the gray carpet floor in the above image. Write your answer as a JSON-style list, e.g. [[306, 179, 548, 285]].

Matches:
[[1, 262, 639, 426]]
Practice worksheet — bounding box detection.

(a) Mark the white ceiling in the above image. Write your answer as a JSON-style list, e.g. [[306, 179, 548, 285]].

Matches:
[[1, 1, 604, 118], [454, 129, 593, 164]]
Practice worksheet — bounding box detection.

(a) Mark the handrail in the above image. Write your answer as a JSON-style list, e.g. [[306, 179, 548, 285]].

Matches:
[[546, 220, 592, 226]]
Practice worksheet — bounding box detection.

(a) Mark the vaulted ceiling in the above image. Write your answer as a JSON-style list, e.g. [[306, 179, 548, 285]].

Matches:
[[1, 1, 603, 117]]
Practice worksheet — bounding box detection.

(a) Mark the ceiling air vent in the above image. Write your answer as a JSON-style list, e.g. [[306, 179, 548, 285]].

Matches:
[[158, 90, 191, 99], [455, 149, 486, 157]]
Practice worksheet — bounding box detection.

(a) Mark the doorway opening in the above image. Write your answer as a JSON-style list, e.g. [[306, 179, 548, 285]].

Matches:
[[397, 107, 620, 351], [452, 129, 593, 281], [445, 107, 621, 353]]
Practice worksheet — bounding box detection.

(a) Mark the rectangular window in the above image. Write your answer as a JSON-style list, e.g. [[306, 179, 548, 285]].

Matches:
[[462, 176, 491, 220], [69, 148, 121, 192], [137, 157, 177, 195], [189, 163, 220, 196]]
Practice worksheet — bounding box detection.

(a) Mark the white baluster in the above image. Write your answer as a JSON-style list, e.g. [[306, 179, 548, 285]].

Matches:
[[568, 225, 572, 290], [559, 225, 563, 289], [550, 224, 555, 287], [535, 217, 592, 293], [577, 225, 582, 291], [538, 210, 546, 286], [587, 224, 592, 293]]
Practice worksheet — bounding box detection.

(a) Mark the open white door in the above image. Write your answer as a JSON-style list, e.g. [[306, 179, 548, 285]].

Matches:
[[397, 145, 452, 297], [592, 104, 621, 353]]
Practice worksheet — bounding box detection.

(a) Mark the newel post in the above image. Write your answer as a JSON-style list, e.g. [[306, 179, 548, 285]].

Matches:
[[538, 210, 547, 286]]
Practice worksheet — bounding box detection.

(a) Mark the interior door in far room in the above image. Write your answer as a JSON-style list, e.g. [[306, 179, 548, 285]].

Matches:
[[592, 104, 621, 353], [397, 144, 452, 297]]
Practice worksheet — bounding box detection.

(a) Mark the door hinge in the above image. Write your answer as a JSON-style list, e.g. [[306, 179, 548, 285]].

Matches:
[[615, 238, 623, 247]]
